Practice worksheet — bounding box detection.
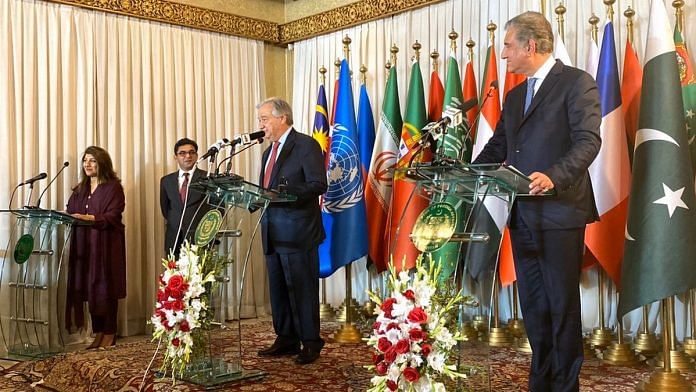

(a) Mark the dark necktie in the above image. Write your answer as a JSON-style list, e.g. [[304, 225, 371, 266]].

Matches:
[[179, 172, 189, 203], [263, 142, 280, 189], [524, 77, 537, 114]]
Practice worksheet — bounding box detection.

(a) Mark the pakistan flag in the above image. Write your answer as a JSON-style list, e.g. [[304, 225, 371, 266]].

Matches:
[[618, 0, 696, 317]]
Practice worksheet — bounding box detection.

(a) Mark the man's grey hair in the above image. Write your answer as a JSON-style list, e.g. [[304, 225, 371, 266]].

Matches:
[[505, 11, 554, 55], [256, 97, 294, 126]]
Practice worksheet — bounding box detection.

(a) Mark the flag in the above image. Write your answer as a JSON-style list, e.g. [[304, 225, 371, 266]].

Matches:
[[585, 21, 631, 286], [366, 66, 402, 272], [586, 36, 600, 80], [674, 28, 696, 185], [618, 0, 696, 317], [429, 63, 445, 122], [553, 31, 572, 65], [358, 82, 376, 184], [318, 59, 368, 277], [503, 71, 525, 101], [387, 59, 428, 273], [472, 43, 501, 161], [462, 58, 478, 132], [621, 38, 643, 163], [312, 84, 331, 156]]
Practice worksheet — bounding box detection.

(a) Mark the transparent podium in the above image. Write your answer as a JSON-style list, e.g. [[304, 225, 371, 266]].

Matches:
[[172, 174, 295, 388], [0, 208, 88, 358], [392, 162, 534, 391]]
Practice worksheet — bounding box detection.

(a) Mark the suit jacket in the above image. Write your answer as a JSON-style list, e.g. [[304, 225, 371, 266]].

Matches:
[[474, 60, 601, 231], [160, 167, 209, 255], [259, 128, 327, 254]]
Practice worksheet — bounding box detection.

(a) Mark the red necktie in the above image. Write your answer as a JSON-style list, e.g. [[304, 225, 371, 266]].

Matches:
[[263, 142, 280, 189], [179, 172, 189, 203]]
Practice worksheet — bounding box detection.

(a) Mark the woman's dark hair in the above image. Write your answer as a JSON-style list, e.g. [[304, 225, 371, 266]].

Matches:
[[73, 146, 120, 192]]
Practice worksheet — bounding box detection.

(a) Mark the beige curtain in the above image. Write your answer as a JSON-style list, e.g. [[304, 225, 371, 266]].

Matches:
[[0, 0, 270, 339], [291, 0, 695, 338]]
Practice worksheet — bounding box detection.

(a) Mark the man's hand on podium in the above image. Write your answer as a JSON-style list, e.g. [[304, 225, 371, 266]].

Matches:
[[71, 213, 95, 221], [528, 172, 555, 195]]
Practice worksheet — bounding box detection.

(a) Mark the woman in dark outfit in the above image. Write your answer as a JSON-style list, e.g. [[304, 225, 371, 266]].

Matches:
[[66, 146, 126, 348]]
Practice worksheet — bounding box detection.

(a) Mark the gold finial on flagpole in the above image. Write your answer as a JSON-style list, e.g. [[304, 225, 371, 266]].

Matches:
[[624, 6, 636, 45], [342, 35, 352, 62], [431, 49, 440, 72], [334, 58, 341, 80], [589, 14, 600, 44], [390, 43, 399, 67], [487, 21, 497, 44], [359, 65, 367, 84], [449, 29, 459, 54], [555, 2, 567, 43], [412, 41, 422, 61], [319, 65, 326, 85], [604, 0, 615, 23], [673, 0, 685, 33], [466, 39, 475, 63]]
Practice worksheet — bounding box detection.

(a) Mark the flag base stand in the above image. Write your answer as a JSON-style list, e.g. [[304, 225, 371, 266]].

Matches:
[[472, 315, 488, 336], [333, 322, 362, 344], [682, 338, 696, 357], [636, 369, 695, 392], [461, 322, 479, 341], [602, 341, 642, 366], [652, 350, 695, 370], [515, 336, 533, 354], [589, 327, 615, 351], [336, 298, 361, 323], [583, 337, 597, 359], [487, 327, 514, 347], [635, 332, 661, 357], [319, 303, 337, 321], [506, 318, 525, 338], [361, 299, 376, 318]]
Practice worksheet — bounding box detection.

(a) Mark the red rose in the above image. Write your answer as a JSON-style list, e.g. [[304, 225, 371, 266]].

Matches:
[[409, 328, 427, 342], [377, 337, 392, 353], [159, 274, 166, 286], [386, 380, 398, 391], [386, 322, 399, 331], [169, 289, 183, 300], [372, 321, 381, 332], [167, 260, 176, 269], [384, 347, 397, 363], [157, 289, 167, 302], [162, 301, 173, 310], [180, 282, 189, 293], [372, 353, 384, 365], [171, 338, 180, 347], [403, 289, 415, 301], [381, 298, 397, 317], [420, 343, 432, 357], [180, 320, 190, 332], [167, 275, 185, 291], [403, 367, 420, 382], [394, 339, 410, 354], [375, 361, 388, 375], [407, 307, 428, 324], [171, 299, 184, 312]]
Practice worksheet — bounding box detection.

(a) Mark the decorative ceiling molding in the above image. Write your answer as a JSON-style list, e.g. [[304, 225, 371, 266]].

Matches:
[[43, 0, 445, 44], [279, 0, 444, 44]]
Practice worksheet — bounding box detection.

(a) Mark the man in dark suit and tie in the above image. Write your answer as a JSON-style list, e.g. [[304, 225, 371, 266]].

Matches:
[[474, 12, 601, 392], [159, 138, 208, 257], [255, 97, 327, 365]]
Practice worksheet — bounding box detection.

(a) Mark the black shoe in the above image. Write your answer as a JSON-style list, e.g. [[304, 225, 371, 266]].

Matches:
[[257, 340, 301, 357], [295, 340, 324, 365]]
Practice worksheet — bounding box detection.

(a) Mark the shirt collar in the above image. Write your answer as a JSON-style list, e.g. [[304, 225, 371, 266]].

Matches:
[[530, 56, 556, 86]]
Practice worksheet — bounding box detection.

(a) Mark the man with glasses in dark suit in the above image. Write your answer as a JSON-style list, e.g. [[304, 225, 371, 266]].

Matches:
[[160, 138, 208, 257]]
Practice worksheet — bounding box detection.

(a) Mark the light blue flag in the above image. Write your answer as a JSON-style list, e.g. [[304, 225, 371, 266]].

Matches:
[[358, 82, 376, 186], [318, 59, 368, 277]]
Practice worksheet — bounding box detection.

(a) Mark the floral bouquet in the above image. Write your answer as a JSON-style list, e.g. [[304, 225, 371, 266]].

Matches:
[[150, 241, 224, 381], [365, 258, 475, 392]]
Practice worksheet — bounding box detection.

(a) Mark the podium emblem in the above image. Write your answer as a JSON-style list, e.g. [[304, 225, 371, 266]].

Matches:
[[411, 202, 457, 252], [14, 234, 34, 264], [195, 210, 223, 246]]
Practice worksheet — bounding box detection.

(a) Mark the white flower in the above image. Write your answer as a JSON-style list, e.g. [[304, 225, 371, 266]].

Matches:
[[427, 350, 446, 373], [435, 328, 456, 350], [391, 299, 414, 318], [385, 328, 404, 344], [387, 363, 401, 381], [433, 382, 446, 392]]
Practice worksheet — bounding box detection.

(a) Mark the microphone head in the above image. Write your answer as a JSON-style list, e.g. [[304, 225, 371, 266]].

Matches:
[[460, 98, 478, 112], [490, 80, 499, 89], [63, 161, 70, 167], [221, 138, 230, 144], [38, 173, 48, 180]]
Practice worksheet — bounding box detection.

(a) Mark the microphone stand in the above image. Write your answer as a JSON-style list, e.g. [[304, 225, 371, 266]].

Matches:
[[216, 140, 263, 175], [24, 182, 36, 209]]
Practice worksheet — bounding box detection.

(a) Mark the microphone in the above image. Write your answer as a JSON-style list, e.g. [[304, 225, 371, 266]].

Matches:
[[230, 130, 265, 147], [35, 161, 70, 208], [422, 98, 478, 138], [466, 80, 499, 136], [197, 138, 230, 162], [20, 172, 48, 186]]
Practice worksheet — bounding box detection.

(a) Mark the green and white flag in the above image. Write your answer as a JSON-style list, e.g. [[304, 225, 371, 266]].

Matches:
[[618, 0, 696, 317], [438, 50, 471, 162], [674, 27, 696, 187]]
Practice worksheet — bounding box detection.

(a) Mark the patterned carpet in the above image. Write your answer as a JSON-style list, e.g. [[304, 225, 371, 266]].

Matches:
[[0, 320, 695, 391]]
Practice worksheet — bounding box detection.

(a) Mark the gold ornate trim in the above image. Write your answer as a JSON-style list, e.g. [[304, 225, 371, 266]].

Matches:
[[45, 0, 279, 42], [43, 0, 445, 44], [279, 0, 445, 44]]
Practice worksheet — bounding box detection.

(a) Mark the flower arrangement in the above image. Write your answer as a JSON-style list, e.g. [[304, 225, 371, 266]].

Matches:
[[365, 258, 475, 392], [151, 241, 224, 381]]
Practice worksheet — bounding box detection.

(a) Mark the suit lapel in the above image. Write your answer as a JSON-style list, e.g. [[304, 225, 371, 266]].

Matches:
[[516, 60, 563, 132], [269, 129, 296, 186]]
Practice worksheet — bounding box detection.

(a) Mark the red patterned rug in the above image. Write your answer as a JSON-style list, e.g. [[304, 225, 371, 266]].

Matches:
[[1, 320, 695, 391]]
